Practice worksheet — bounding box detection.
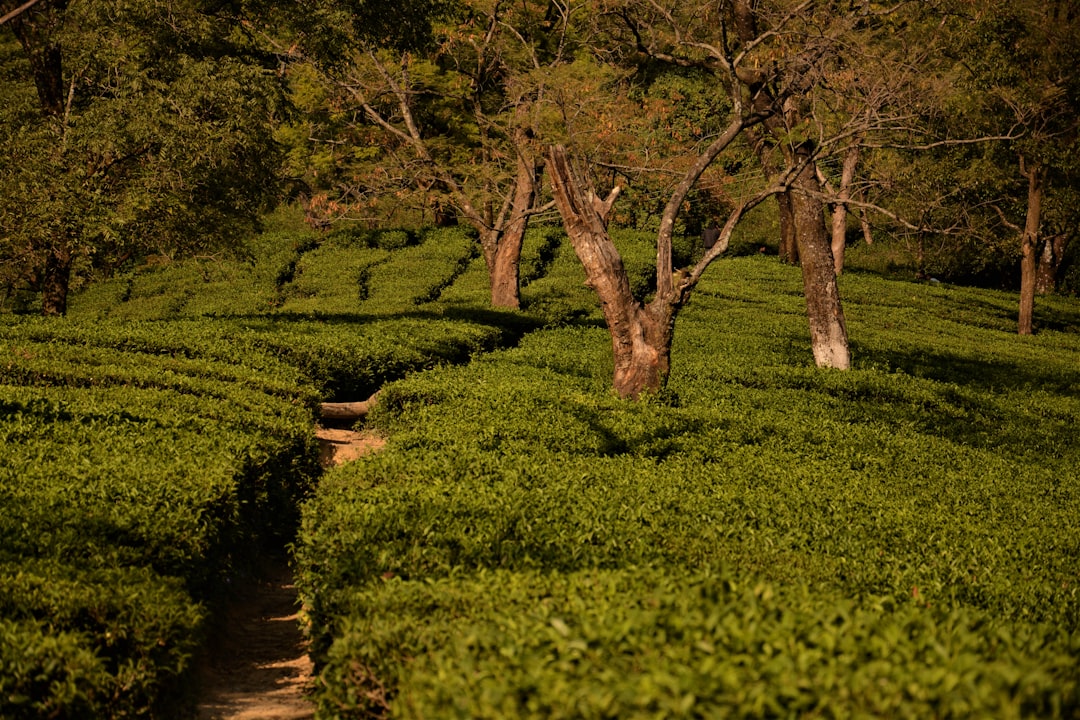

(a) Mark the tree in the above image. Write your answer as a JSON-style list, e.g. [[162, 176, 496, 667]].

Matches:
[[958, 0, 1080, 334], [543, 0, 977, 397], [595, 0, 942, 376], [542, 3, 791, 397], [0, 0, 285, 315], [277, 0, 560, 309]]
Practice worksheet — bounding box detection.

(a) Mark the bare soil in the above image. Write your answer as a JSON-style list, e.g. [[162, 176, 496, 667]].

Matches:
[[195, 561, 314, 720], [193, 428, 383, 719], [315, 426, 387, 466]]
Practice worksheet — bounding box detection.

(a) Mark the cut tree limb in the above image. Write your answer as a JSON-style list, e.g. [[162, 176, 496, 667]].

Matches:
[[320, 391, 380, 422]]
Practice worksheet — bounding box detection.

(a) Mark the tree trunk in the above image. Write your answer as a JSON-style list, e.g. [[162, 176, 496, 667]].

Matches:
[[777, 191, 799, 264], [859, 203, 874, 246], [831, 145, 861, 275], [41, 247, 71, 316], [9, 6, 66, 118], [1035, 233, 1065, 295], [547, 145, 674, 398], [1018, 159, 1044, 336], [790, 156, 850, 369], [486, 152, 540, 309], [612, 304, 673, 399], [488, 232, 523, 308]]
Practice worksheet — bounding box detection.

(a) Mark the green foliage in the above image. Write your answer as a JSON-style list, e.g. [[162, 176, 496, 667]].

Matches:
[[0, 619, 107, 719], [0, 315, 321, 713], [0, 561, 202, 718], [296, 256, 1080, 718], [322, 570, 1078, 719], [357, 226, 479, 313], [0, 0, 286, 311]]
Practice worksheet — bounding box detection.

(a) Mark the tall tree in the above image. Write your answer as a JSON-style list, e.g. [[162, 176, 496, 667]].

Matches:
[[0, 0, 284, 315], [279, 0, 559, 309], [545, 0, 963, 397], [958, 0, 1080, 334]]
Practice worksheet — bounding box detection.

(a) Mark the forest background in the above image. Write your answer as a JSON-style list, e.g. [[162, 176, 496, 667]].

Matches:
[[1, 0, 1078, 363]]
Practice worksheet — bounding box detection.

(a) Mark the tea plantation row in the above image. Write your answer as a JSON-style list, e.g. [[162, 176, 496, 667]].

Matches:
[[296, 255, 1080, 718], [0, 318, 324, 717], [1, 221, 551, 716]]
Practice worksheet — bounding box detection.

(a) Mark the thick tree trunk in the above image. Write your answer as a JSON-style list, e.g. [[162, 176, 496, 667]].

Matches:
[[612, 305, 673, 399], [1018, 160, 1044, 336], [41, 247, 71, 316], [790, 157, 850, 369], [547, 145, 674, 398], [1035, 233, 1065, 295], [488, 233, 523, 308]]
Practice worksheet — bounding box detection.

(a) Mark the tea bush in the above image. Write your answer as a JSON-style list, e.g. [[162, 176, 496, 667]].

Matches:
[[0, 316, 321, 715], [359, 226, 479, 313], [320, 569, 1078, 719], [297, 255, 1080, 718], [1, 210, 539, 714]]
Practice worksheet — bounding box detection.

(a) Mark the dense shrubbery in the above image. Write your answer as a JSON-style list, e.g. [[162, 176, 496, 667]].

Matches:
[[6, 211, 1079, 717], [0, 217, 545, 715], [297, 256, 1080, 718], [0, 318, 322, 716]]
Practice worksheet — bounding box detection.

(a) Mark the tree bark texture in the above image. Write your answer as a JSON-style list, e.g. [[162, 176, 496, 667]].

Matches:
[[1018, 160, 1044, 335], [547, 145, 674, 398], [1035, 233, 1065, 295], [777, 191, 800, 264], [790, 157, 851, 369], [859, 203, 874, 247]]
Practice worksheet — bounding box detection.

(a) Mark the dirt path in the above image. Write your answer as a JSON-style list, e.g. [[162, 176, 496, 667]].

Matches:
[[195, 561, 314, 720], [194, 428, 383, 719], [316, 426, 386, 466]]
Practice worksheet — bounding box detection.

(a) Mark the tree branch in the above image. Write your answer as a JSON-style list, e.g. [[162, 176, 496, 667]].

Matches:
[[0, 0, 46, 26]]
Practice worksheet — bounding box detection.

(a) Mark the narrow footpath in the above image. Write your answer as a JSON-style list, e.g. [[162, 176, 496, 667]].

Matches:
[[195, 560, 314, 720], [195, 427, 384, 719]]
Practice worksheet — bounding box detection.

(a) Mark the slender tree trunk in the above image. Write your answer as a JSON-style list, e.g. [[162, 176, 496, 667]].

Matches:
[[790, 156, 850, 369], [1018, 159, 1044, 335], [859, 203, 874, 246], [548, 145, 674, 398], [486, 152, 541, 309], [831, 145, 860, 275], [1035, 233, 1065, 294], [745, 127, 798, 264], [777, 192, 799, 263], [41, 247, 71, 316]]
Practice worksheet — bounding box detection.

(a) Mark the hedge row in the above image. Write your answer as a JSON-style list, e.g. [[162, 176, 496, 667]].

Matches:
[[320, 569, 1077, 719], [3, 214, 557, 715], [0, 317, 322, 717], [296, 256, 1080, 717]]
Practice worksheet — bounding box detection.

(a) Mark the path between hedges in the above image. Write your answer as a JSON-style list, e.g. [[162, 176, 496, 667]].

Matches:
[[194, 428, 384, 720]]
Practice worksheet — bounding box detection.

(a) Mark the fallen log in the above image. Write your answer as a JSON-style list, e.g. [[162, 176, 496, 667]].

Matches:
[[319, 391, 380, 422]]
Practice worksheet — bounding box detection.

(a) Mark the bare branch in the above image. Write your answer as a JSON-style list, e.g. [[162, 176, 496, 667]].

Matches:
[[862, 132, 1022, 151], [0, 0, 46, 26], [991, 204, 1023, 233]]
